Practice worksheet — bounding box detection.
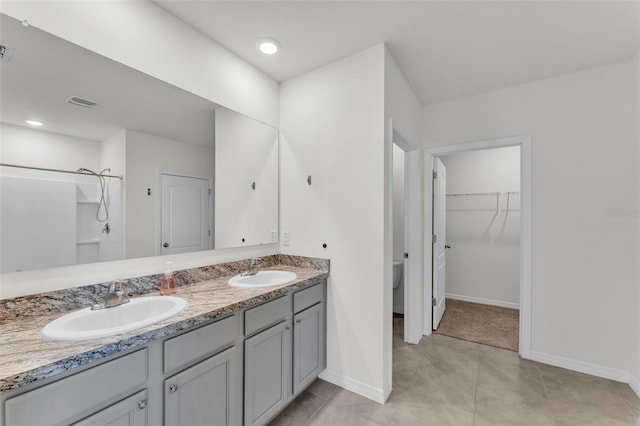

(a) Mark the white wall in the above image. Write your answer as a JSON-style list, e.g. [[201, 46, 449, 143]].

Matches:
[[633, 52, 640, 393], [0, 2, 280, 298], [280, 45, 387, 399], [423, 58, 639, 381], [1, 123, 100, 174], [214, 108, 278, 249], [392, 144, 406, 313], [440, 146, 520, 308], [99, 131, 126, 263], [101, 130, 126, 178], [384, 46, 423, 354], [125, 130, 215, 260], [0, 1, 279, 127]]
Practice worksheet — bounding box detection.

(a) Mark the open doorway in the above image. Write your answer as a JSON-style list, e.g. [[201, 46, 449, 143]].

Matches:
[[391, 127, 422, 345], [420, 135, 532, 359], [433, 146, 521, 352]]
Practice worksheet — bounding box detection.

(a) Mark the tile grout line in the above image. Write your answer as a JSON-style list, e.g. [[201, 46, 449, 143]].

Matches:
[[610, 380, 640, 419], [472, 342, 481, 425], [302, 384, 339, 425], [534, 363, 560, 426], [302, 398, 328, 426]]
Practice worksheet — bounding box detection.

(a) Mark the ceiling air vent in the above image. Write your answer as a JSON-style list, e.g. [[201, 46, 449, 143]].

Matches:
[[66, 96, 98, 108]]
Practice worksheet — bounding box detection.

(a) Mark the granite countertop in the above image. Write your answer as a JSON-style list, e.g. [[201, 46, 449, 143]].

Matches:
[[0, 255, 328, 393]]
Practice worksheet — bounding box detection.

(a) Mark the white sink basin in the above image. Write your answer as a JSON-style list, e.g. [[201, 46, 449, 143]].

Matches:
[[228, 270, 297, 288], [41, 296, 188, 341]]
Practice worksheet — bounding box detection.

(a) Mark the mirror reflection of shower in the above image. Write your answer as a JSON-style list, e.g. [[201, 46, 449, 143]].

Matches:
[[0, 161, 125, 272], [77, 168, 110, 226]]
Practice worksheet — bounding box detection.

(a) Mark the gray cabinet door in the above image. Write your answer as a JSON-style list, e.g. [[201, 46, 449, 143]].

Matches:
[[165, 346, 238, 426], [244, 320, 292, 426], [73, 390, 148, 426], [293, 303, 324, 396]]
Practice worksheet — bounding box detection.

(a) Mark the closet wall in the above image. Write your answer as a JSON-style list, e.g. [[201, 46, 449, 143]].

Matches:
[[439, 146, 520, 308]]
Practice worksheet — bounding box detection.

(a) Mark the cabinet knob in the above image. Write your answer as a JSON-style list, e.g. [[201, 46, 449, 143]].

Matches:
[[169, 384, 178, 393], [163, 242, 169, 248], [137, 400, 147, 409], [284, 324, 291, 330], [296, 319, 301, 323]]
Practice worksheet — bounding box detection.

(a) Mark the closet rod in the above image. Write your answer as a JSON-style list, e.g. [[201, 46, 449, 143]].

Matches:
[[446, 191, 499, 197], [0, 163, 123, 180]]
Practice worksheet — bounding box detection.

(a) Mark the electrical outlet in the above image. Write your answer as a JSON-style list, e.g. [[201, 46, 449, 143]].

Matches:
[[271, 230, 277, 243], [283, 231, 290, 246]]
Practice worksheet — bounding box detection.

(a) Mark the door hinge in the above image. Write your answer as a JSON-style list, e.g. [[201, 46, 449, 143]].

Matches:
[[432, 298, 437, 307], [208, 188, 212, 195], [432, 234, 437, 244], [404, 252, 409, 259], [208, 230, 211, 236], [433, 171, 437, 179]]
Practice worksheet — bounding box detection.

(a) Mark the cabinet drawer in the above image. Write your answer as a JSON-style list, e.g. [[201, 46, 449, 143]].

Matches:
[[5, 348, 147, 426], [164, 314, 237, 374], [73, 389, 148, 426], [244, 296, 290, 336], [293, 283, 323, 313]]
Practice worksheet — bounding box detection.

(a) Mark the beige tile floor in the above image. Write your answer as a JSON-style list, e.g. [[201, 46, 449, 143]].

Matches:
[[270, 317, 640, 426]]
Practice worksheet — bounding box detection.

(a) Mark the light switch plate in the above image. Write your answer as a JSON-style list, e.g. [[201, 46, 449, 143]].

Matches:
[[283, 231, 290, 246]]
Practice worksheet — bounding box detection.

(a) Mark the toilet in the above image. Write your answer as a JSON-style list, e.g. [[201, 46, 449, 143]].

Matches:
[[392, 261, 403, 289]]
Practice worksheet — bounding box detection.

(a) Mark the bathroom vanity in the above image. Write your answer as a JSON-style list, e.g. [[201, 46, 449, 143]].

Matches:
[[0, 256, 328, 426]]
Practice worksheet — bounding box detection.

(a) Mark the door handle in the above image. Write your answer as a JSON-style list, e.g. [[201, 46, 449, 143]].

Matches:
[[445, 244, 451, 249], [163, 242, 169, 248]]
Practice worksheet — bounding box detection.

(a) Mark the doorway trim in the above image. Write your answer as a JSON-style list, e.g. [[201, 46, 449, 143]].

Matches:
[[422, 135, 532, 359], [158, 172, 213, 256], [392, 127, 423, 345]]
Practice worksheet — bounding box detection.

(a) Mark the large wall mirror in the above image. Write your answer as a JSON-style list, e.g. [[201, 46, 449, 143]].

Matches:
[[0, 13, 279, 274]]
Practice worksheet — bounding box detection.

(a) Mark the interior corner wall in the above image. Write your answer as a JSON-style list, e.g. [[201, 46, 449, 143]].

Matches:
[[0, 1, 279, 126], [280, 45, 387, 398], [423, 58, 640, 379], [439, 147, 520, 307]]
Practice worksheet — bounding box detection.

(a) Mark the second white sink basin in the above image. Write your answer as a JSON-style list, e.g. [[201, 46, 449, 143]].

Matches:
[[228, 270, 297, 288], [41, 296, 188, 341]]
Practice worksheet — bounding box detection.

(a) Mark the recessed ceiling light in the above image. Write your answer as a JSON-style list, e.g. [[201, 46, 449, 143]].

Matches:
[[25, 120, 43, 126], [257, 38, 280, 55]]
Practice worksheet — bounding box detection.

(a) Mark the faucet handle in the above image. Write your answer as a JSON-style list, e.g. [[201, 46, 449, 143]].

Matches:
[[107, 280, 126, 293]]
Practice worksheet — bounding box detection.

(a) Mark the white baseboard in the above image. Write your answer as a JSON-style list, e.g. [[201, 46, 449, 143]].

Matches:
[[628, 373, 640, 399], [530, 351, 630, 383], [318, 368, 389, 404], [446, 293, 519, 310], [393, 305, 404, 314]]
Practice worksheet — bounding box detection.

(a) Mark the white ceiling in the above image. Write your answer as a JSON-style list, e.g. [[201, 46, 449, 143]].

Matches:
[[0, 14, 217, 145], [155, 0, 640, 106]]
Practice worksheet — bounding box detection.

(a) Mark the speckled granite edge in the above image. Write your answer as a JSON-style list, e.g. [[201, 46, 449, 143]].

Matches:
[[1, 271, 327, 393], [0, 255, 329, 321], [0, 255, 328, 393]]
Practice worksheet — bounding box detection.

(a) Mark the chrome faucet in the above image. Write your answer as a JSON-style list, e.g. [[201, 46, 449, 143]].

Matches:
[[241, 258, 262, 276], [92, 281, 130, 310]]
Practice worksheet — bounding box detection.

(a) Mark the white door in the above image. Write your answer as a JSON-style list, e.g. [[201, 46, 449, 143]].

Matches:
[[161, 174, 211, 255], [432, 158, 447, 330]]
